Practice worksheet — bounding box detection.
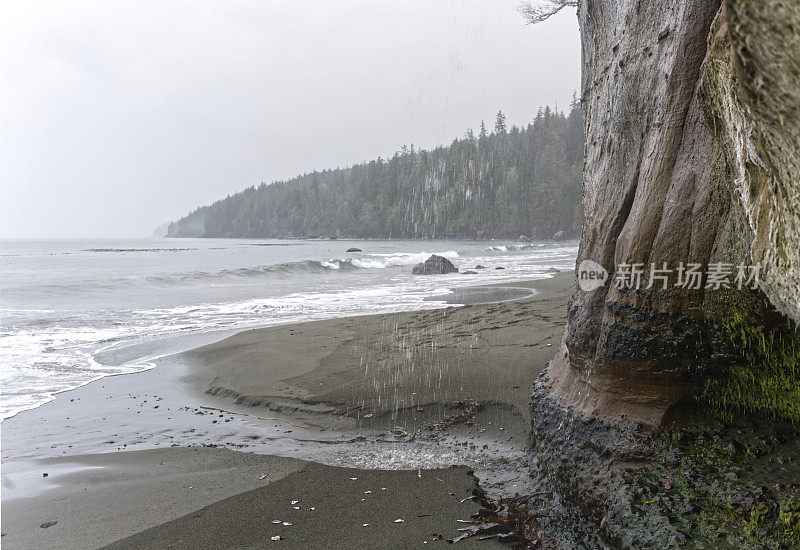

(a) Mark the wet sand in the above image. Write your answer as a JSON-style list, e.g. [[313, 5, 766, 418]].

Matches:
[[2, 448, 304, 550], [3, 448, 500, 550], [1, 273, 573, 549], [182, 273, 571, 429], [100, 456, 500, 550]]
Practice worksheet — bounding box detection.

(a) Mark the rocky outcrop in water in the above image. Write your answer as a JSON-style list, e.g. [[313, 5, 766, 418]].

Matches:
[[411, 255, 458, 275]]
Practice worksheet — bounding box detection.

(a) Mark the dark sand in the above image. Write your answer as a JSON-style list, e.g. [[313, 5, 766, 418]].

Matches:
[[101, 457, 500, 550], [182, 273, 572, 429], [2, 274, 573, 549], [2, 448, 303, 550], [2, 448, 498, 550]]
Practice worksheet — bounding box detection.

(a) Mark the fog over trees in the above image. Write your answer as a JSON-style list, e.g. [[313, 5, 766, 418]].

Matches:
[[168, 100, 583, 240]]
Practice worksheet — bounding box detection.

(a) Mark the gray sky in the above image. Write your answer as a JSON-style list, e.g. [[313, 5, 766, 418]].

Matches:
[[0, 0, 580, 238]]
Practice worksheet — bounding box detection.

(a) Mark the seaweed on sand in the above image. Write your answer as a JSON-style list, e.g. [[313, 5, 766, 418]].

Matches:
[[449, 493, 558, 548]]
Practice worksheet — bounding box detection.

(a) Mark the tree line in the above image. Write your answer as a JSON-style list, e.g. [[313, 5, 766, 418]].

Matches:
[[167, 100, 583, 240]]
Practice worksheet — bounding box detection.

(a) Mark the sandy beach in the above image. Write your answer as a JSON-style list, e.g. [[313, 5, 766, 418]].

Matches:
[[2, 273, 573, 549], [182, 273, 571, 432]]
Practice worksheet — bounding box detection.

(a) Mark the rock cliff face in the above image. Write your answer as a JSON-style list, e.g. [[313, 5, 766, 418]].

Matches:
[[540, 0, 800, 428], [530, 0, 800, 538], [705, 1, 800, 325]]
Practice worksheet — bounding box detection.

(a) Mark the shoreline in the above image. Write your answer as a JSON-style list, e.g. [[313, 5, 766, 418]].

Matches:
[[2, 272, 580, 548], [179, 273, 571, 427], [0, 275, 561, 424]]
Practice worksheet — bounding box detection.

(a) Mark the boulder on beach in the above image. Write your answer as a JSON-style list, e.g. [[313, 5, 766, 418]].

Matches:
[[546, 267, 560, 273], [411, 255, 458, 275], [462, 270, 478, 275], [346, 247, 362, 252], [474, 265, 486, 270], [552, 230, 566, 240], [518, 234, 530, 242]]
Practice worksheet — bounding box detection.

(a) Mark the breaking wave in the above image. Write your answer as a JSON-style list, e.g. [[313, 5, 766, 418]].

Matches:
[[484, 243, 546, 252], [146, 251, 461, 284]]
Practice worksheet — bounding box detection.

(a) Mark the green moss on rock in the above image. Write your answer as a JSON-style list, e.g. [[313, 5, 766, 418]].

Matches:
[[626, 423, 800, 549], [702, 310, 800, 423]]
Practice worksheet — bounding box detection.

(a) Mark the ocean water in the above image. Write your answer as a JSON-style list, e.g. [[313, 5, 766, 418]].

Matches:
[[0, 238, 577, 419]]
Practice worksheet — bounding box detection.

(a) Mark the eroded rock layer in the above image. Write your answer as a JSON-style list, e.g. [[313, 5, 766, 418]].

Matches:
[[530, 0, 800, 542], [546, 0, 800, 428]]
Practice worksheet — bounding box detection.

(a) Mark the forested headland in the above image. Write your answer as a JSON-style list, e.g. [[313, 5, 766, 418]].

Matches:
[[166, 101, 583, 239]]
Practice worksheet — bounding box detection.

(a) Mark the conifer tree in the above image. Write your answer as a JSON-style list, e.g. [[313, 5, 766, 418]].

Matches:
[[494, 110, 507, 134]]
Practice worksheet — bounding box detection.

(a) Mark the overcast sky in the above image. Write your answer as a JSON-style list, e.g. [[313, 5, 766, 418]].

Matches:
[[0, 0, 580, 238]]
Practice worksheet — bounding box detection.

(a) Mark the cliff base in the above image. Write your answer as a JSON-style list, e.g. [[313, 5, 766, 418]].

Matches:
[[532, 369, 800, 548]]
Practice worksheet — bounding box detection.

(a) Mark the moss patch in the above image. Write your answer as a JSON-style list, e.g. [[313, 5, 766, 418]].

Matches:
[[626, 420, 800, 549], [701, 310, 800, 423]]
